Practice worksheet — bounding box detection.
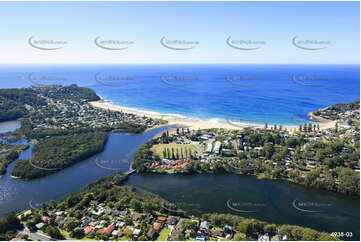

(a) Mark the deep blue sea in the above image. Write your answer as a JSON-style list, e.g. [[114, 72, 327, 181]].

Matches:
[[0, 64, 359, 125]]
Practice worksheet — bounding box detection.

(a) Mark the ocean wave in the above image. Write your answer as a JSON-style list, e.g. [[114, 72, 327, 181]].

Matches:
[[98, 101, 268, 127], [101, 101, 191, 120]]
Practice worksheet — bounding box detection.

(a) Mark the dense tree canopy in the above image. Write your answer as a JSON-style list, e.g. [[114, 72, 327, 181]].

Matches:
[[11, 131, 108, 179]]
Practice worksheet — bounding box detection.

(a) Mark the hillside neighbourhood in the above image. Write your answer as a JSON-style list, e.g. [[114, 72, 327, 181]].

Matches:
[[4, 174, 337, 242]]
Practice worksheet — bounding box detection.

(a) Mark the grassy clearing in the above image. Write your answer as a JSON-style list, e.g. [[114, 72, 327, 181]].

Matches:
[[156, 227, 171, 241], [150, 143, 196, 159]]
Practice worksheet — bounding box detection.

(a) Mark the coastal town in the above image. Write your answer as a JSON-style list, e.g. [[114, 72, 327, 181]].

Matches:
[[0, 85, 162, 179], [25, 85, 160, 132], [13, 201, 237, 241], [132, 100, 360, 196], [0, 1, 360, 241], [0, 85, 359, 241]]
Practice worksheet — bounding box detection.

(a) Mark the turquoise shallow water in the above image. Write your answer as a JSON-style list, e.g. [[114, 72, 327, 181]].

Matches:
[[0, 64, 359, 125], [0, 65, 359, 239]]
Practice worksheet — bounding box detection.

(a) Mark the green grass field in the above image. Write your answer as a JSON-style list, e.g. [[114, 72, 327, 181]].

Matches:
[[151, 143, 196, 159], [156, 227, 171, 241]]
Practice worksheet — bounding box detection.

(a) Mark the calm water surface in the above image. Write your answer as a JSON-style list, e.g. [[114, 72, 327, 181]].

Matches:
[[0, 126, 170, 215], [0, 126, 359, 240], [0, 120, 21, 134], [127, 173, 359, 240]]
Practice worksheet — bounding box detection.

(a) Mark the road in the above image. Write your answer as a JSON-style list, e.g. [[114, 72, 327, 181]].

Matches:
[[190, 141, 203, 158], [19, 224, 56, 241]]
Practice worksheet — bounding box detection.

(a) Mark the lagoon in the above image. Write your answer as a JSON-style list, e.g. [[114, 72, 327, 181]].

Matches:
[[127, 173, 359, 240], [0, 126, 359, 240], [0, 120, 21, 134]]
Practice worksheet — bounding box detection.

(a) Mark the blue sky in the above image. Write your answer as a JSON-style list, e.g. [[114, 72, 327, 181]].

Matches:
[[0, 1, 359, 64]]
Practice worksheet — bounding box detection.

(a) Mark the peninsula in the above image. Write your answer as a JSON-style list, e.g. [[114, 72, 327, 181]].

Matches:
[[0, 85, 161, 179]]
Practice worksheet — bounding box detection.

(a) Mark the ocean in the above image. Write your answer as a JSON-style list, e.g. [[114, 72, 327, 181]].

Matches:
[[0, 64, 359, 125]]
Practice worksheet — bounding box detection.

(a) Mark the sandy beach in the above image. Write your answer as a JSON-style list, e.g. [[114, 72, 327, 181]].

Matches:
[[308, 112, 336, 130], [89, 100, 303, 131]]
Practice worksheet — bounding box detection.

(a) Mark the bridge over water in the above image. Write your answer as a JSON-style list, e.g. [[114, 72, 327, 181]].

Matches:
[[124, 169, 136, 175]]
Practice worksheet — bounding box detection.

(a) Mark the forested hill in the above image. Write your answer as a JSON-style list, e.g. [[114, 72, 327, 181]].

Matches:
[[1, 85, 157, 179], [0, 88, 44, 122], [36, 84, 100, 103], [313, 100, 360, 121], [0, 85, 100, 122]]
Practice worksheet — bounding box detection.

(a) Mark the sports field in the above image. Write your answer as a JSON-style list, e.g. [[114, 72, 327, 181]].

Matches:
[[150, 143, 196, 159]]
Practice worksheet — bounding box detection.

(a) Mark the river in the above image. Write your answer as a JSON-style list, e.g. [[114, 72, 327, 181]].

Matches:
[[0, 120, 21, 134], [0, 125, 359, 240]]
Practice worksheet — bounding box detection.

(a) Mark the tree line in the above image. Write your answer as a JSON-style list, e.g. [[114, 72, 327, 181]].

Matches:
[[11, 131, 108, 179]]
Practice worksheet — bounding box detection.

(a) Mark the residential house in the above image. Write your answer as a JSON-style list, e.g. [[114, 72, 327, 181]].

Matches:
[[133, 229, 141, 237], [84, 226, 94, 235], [157, 216, 167, 222], [35, 223, 44, 230], [195, 235, 206, 241], [223, 225, 233, 237], [200, 221, 210, 231], [153, 222, 162, 231], [104, 224, 115, 236], [132, 213, 143, 221], [119, 211, 127, 217], [167, 216, 178, 225], [214, 141, 221, 154], [271, 235, 281, 241], [117, 221, 125, 227], [96, 229, 105, 235], [89, 222, 97, 227], [258, 233, 270, 241], [41, 216, 50, 223]]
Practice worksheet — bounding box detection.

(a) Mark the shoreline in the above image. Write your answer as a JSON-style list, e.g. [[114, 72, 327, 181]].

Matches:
[[307, 111, 336, 130], [90, 100, 302, 131], [135, 169, 359, 198], [90, 99, 335, 131]]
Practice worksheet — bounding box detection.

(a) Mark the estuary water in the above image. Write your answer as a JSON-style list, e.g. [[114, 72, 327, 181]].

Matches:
[[0, 120, 21, 134], [0, 126, 359, 240], [0, 64, 359, 239]]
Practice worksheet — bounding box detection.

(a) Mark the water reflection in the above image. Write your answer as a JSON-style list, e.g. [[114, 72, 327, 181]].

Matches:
[[0, 120, 21, 134]]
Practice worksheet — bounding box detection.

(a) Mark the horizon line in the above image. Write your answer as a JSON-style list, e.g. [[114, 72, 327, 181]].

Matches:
[[0, 63, 359, 65]]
